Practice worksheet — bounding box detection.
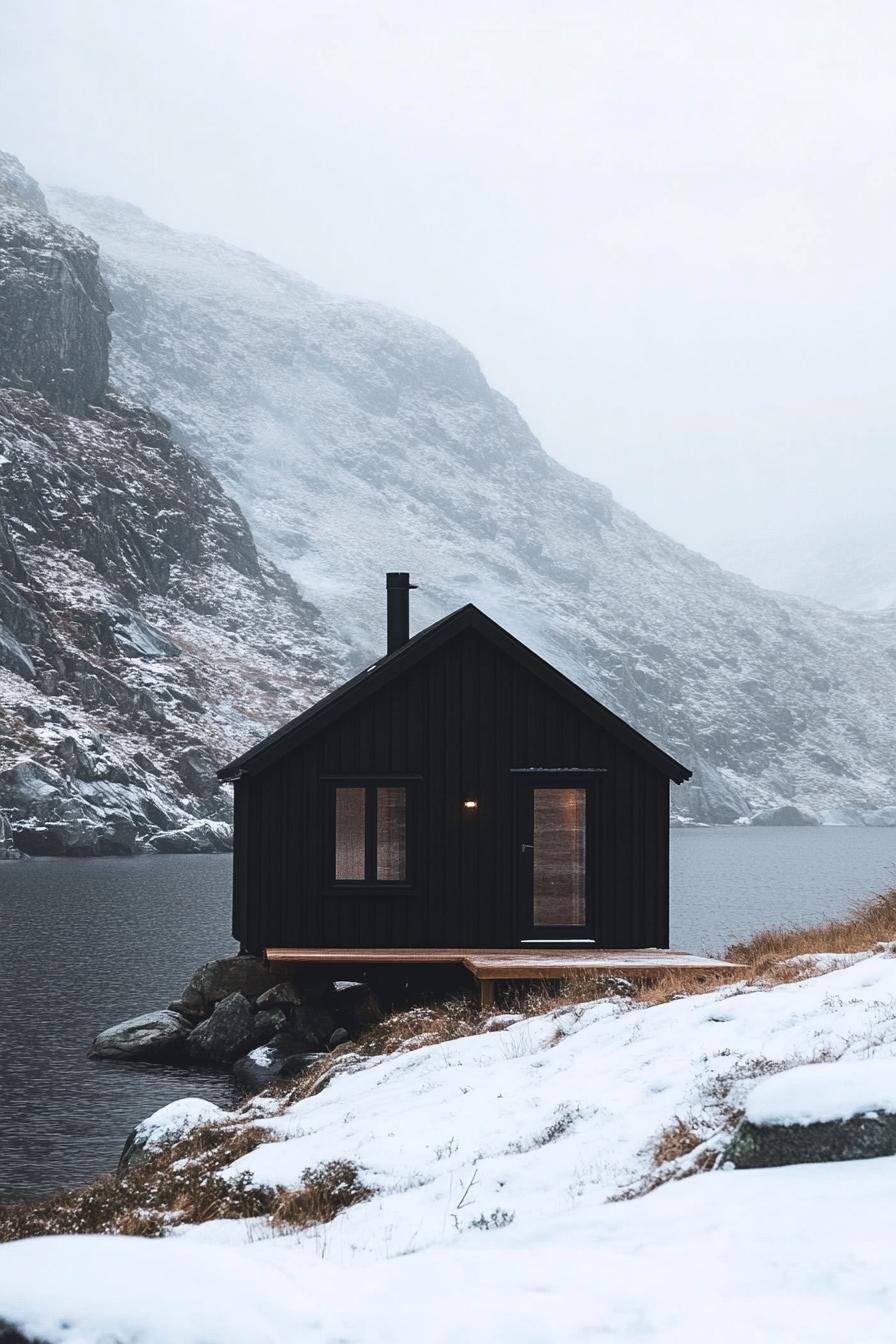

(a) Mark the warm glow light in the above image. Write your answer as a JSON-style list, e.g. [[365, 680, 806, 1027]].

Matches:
[[463, 799, 478, 810]]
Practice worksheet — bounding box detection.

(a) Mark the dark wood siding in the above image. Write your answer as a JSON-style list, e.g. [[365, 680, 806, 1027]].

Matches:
[[233, 626, 671, 953]]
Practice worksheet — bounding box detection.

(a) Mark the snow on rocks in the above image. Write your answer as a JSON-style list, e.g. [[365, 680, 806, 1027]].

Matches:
[[119, 1097, 229, 1171], [745, 1058, 896, 1127], [723, 1058, 896, 1169], [146, 819, 233, 854]]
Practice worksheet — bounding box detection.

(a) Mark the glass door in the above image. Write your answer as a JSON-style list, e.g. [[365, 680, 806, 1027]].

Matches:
[[515, 776, 595, 941]]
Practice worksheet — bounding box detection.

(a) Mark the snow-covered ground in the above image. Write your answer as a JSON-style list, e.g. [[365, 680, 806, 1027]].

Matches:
[[4, 953, 896, 1342], [5, 1158, 896, 1344]]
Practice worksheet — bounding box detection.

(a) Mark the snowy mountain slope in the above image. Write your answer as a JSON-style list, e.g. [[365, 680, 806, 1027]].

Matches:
[[47, 184, 896, 824], [0, 154, 348, 854], [5, 953, 896, 1341]]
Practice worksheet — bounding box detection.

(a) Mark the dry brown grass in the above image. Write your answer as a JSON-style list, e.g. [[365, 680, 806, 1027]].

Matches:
[[354, 997, 480, 1056], [0, 1122, 343, 1243], [510, 966, 742, 1017], [271, 1160, 371, 1230], [726, 886, 896, 974], [0, 1110, 372, 1243], [649, 1116, 704, 1167]]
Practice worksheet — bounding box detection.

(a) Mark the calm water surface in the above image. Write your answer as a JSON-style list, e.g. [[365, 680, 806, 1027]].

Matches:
[[3, 829, 896, 1201], [671, 826, 896, 953], [0, 854, 237, 1202]]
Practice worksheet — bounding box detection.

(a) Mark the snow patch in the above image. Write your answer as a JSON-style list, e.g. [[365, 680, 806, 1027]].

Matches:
[[134, 1097, 229, 1152], [745, 1059, 896, 1127]]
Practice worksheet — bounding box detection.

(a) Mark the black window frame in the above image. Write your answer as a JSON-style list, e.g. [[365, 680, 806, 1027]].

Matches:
[[326, 776, 418, 890]]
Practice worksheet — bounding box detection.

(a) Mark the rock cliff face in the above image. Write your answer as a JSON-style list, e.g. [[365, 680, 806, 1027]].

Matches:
[[0, 152, 109, 416], [0, 154, 348, 854], [44, 182, 896, 825]]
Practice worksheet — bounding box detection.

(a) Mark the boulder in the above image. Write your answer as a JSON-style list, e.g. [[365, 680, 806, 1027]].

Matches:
[[283, 1004, 338, 1050], [90, 1009, 191, 1061], [281, 1051, 327, 1077], [181, 954, 282, 1008], [187, 992, 267, 1063], [232, 1044, 285, 1090], [255, 981, 306, 1010], [253, 1008, 289, 1037], [724, 1059, 896, 1169], [725, 1112, 896, 1169], [233, 1039, 326, 1091], [167, 990, 205, 1022], [327, 980, 383, 1031], [750, 805, 819, 827], [118, 1097, 227, 1171], [146, 819, 233, 854], [329, 1027, 351, 1048], [266, 1030, 310, 1056], [175, 745, 219, 797]]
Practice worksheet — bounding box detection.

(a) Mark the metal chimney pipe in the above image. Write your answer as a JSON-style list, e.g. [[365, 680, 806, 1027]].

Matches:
[[386, 572, 417, 654]]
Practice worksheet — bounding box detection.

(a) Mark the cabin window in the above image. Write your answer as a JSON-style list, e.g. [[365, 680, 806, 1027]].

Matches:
[[332, 783, 410, 884], [334, 787, 367, 881]]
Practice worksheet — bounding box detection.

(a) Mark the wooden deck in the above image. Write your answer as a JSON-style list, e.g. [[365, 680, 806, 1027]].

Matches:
[[265, 946, 743, 1009]]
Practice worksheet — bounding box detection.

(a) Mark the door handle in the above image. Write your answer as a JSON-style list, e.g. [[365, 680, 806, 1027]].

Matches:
[[520, 843, 534, 852]]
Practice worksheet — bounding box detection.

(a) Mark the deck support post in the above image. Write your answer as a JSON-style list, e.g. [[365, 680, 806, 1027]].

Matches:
[[479, 978, 496, 1012]]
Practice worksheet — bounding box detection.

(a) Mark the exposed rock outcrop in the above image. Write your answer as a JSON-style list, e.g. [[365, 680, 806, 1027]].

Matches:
[[0, 151, 109, 415], [0, 152, 350, 855]]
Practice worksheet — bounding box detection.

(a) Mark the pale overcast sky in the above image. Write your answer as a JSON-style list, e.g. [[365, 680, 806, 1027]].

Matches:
[[2, 0, 895, 576]]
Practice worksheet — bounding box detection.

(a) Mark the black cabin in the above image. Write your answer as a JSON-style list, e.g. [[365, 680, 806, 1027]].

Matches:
[[219, 574, 691, 958]]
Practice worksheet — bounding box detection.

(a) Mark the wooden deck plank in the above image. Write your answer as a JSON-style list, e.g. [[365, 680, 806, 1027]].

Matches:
[[266, 948, 475, 964], [265, 946, 742, 976]]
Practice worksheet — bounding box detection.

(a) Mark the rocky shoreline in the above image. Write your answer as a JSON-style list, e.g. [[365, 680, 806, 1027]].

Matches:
[[90, 954, 383, 1092]]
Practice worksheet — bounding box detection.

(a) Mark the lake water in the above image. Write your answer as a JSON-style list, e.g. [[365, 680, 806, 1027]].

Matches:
[[2, 828, 896, 1202]]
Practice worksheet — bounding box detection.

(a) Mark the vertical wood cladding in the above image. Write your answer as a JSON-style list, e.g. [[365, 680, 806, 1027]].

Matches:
[[234, 626, 673, 954]]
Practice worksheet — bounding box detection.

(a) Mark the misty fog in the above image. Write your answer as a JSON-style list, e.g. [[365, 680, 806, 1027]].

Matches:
[[3, 0, 894, 604]]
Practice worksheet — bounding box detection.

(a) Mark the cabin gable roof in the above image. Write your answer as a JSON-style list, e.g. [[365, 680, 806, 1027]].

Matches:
[[218, 604, 692, 784]]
